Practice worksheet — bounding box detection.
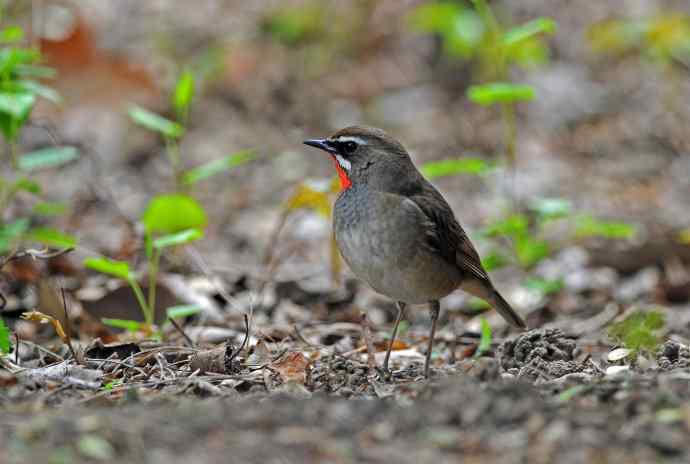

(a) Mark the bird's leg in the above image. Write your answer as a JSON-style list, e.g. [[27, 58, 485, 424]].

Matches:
[[424, 300, 440, 378], [383, 301, 407, 375]]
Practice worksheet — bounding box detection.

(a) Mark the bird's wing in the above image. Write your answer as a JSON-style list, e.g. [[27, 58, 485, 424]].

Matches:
[[405, 185, 490, 282]]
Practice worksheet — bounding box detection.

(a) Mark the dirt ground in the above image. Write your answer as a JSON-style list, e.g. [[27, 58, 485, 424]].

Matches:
[[2, 1, 690, 463]]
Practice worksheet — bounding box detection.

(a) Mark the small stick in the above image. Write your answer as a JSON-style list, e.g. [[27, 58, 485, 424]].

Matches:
[[14, 333, 19, 365], [227, 314, 250, 364], [169, 317, 194, 348], [60, 288, 80, 364]]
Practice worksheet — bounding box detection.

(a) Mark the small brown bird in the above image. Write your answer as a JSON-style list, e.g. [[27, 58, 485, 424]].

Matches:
[[304, 126, 526, 377]]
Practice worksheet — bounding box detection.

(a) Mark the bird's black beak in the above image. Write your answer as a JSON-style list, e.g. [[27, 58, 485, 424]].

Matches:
[[304, 138, 337, 154]]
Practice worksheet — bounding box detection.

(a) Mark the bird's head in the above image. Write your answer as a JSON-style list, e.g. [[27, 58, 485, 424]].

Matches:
[[303, 125, 416, 191]]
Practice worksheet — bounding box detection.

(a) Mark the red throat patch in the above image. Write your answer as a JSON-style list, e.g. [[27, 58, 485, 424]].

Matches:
[[332, 157, 352, 190]]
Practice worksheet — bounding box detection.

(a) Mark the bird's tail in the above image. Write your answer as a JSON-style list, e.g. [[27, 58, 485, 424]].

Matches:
[[461, 279, 527, 329], [488, 289, 527, 329]]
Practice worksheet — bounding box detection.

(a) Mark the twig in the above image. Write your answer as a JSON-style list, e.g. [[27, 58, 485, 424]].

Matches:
[[227, 314, 250, 365], [60, 287, 80, 364], [169, 317, 194, 348], [14, 333, 19, 365], [20, 340, 64, 362]]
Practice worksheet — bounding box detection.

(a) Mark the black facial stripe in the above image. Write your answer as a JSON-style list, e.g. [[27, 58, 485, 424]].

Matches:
[[329, 140, 357, 155]]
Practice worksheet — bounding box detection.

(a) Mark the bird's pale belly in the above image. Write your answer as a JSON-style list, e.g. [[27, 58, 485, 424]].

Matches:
[[336, 225, 461, 304]]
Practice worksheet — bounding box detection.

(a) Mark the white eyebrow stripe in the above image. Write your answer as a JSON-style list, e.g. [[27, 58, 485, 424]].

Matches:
[[333, 136, 367, 145], [334, 154, 352, 171]]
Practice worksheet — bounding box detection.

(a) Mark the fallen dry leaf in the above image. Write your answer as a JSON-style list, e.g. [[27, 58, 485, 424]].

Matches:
[[272, 352, 310, 384]]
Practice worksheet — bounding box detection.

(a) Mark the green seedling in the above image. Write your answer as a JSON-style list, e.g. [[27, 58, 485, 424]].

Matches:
[[557, 384, 589, 403], [479, 198, 635, 297], [101, 318, 147, 334], [182, 150, 255, 186], [166, 304, 202, 321], [474, 317, 492, 357], [608, 309, 666, 357], [0, 317, 10, 355], [410, 1, 556, 177], [128, 68, 253, 193], [0, 27, 62, 162], [142, 194, 205, 315], [83, 257, 153, 326], [0, 25, 77, 255]]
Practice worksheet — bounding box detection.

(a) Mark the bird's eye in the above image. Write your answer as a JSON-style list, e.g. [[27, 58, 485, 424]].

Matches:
[[342, 141, 357, 154]]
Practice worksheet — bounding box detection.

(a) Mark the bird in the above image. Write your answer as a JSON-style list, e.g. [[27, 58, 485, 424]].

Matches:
[[304, 125, 526, 378]]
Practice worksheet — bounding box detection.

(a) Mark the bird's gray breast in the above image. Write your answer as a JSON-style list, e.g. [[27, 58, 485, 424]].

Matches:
[[333, 186, 461, 303]]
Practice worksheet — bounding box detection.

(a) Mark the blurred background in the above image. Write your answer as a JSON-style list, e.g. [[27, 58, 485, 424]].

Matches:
[[2, 0, 690, 334]]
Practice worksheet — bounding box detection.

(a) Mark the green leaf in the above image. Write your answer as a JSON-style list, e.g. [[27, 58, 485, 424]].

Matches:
[[0, 89, 34, 140], [0, 317, 11, 354], [420, 157, 493, 179], [469, 297, 491, 312], [13, 178, 41, 194], [152, 229, 203, 249], [409, 3, 484, 59], [475, 317, 492, 357], [409, 2, 462, 33], [0, 218, 29, 253], [142, 194, 208, 235], [16, 80, 62, 104], [482, 214, 529, 238], [608, 310, 665, 355], [84, 257, 132, 280], [503, 17, 557, 46], [557, 385, 588, 403], [32, 201, 68, 216], [0, 47, 39, 75], [515, 236, 550, 268], [523, 277, 564, 296], [481, 250, 510, 271], [128, 104, 183, 139], [166, 304, 202, 320], [0, 26, 24, 43], [182, 150, 255, 185], [575, 215, 636, 239], [467, 83, 536, 106], [173, 69, 194, 121], [18, 146, 79, 171], [26, 227, 78, 248], [101, 318, 145, 332]]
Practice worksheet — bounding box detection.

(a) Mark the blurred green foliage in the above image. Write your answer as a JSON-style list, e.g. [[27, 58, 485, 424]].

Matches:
[[479, 197, 635, 299], [421, 157, 494, 178], [608, 310, 666, 356], [409, 1, 556, 78], [0, 23, 78, 257], [261, 4, 326, 46], [588, 14, 690, 64], [411, 1, 556, 178]]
